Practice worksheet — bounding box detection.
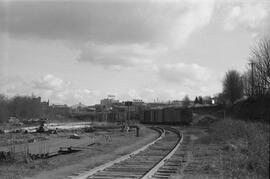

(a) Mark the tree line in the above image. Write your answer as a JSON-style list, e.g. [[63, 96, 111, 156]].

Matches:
[[222, 38, 270, 104], [0, 94, 48, 123]]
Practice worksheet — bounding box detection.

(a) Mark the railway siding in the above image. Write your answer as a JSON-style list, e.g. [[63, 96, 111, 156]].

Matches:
[[70, 127, 183, 179], [142, 127, 182, 179], [70, 127, 165, 179]]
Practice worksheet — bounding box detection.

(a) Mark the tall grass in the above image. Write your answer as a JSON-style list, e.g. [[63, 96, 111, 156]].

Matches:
[[201, 119, 269, 178], [1, 136, 50, 164]]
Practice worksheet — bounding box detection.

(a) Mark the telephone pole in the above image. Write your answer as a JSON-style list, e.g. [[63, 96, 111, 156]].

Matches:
[[249, 61, 255, 96]]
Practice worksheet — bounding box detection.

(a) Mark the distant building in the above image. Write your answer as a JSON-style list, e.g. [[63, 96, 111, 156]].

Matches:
[[202, 96, 213, 105], [71, 102, 86, 109], [171, 100, 182, 105], [132, 99, 144, 105], [32, 96, 49, 114], [100, 95, 120, 108], [50, 104, 70, 115], [41, 100, 49, 114], [85, 106, 96, 112], [94, 104, 107, 112], [32, 96, 41, 103], [71, 102, 88, 113]]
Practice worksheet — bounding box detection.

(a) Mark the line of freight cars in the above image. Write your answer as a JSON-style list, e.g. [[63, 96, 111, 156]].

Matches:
[[141, 107, 192, 125]]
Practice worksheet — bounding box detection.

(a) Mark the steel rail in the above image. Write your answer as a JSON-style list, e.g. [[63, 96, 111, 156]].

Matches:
[[141, 127, 183, 179], [70, 127, 165, 179]]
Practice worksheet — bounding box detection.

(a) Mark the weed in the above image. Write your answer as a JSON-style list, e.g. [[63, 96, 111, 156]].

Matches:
[[197, 119, 269, 178]]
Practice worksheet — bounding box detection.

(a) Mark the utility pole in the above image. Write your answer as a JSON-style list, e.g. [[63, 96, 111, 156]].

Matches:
[[124, 101, 132, 131], [127, 105, 130, 125], [249, 61, 255, 96]]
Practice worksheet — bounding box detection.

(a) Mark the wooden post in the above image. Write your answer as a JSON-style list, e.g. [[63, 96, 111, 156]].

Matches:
[[136, 127, 139, 137]]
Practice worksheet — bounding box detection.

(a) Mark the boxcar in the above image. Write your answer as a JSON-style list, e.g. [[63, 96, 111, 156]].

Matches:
[[141, 107, 192, 125]]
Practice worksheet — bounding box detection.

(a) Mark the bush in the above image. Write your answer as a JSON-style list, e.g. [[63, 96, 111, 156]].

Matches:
[[228, 95, 270, 123], [0, 95, 9, 123], [199, 119, 269, 178]]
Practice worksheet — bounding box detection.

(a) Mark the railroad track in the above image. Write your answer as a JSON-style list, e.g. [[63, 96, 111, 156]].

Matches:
[[70, 126, 183, 179]]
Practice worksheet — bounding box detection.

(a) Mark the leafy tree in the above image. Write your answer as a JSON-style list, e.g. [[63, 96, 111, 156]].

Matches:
[[8, 95, 43, 119], [222, 70, 243, 103], [0, 94, 49, 123], [182, 95, 190, 107], [194, 96, 199, 104], [198, 96, 203, 104], [215, 93, 225, 105]]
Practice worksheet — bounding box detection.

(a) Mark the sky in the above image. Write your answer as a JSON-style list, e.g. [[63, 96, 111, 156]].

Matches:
[[0, 0, 269, 105]]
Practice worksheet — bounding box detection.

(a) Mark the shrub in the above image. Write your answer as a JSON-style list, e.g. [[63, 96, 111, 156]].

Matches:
[[199, 119, 269, 178]]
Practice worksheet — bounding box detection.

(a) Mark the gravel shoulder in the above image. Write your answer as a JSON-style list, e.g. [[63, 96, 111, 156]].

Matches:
[[169, 127, 224, 179], [0, 125, 158, 179]]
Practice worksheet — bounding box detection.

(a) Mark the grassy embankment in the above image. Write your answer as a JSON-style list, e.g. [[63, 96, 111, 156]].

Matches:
[[197, 118, 269, 178]]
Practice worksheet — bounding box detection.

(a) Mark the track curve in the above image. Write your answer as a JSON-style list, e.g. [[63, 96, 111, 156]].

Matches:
[[70, 127, 182, 179]]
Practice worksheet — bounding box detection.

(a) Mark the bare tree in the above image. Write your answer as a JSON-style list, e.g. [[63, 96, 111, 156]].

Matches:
[[242, 69, 252, 97], [246, 38, 270, 96], [222, 70, 243, 104], [9, 95, 43, 119]]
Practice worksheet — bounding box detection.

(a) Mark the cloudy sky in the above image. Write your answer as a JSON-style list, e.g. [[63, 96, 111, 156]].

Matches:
[[0, 0, 269, 105]]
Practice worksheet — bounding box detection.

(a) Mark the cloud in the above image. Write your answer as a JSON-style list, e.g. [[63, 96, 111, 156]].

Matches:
[[0, 74, 100, 105], [0, 0, 219, 70], [0, 71, 220, 105], [123, 88, 187, 102], [78, 42, 167, 68], [0, 1, 157, 43], [224, 0, 269, 31], [168, 0, 215, 46], [32, 74, 100, 104], [0, 76, 32, 96], [1, 0, 215, 46], [45, 88, 100, 105], [158, 63, 211, 85], [33, 74, 68, 91]]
